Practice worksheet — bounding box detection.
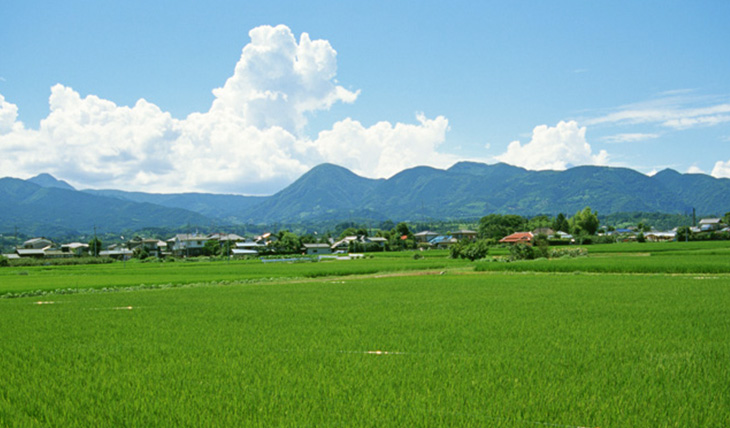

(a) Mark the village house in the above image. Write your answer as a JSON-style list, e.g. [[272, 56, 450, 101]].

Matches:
[[232, 240, 265, 256], [428, 235, 458, 249], [303, 243, 332, 255], [331, 235, 386, 252], [169, 233, 208, 257], [61, 242, 89, 256], [23, 237, 53, 249], [699, 218, 724, 231], [450, 230, 478, 241], [414, 231, 439, 243], [499, 232, 534, 245]]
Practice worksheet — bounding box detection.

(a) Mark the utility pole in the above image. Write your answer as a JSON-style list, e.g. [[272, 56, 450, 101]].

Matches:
[[94, 224, 98, 257]]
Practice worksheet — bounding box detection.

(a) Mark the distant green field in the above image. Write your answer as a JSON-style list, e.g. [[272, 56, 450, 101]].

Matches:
[[0, 251, 464, 297], [1, 243, 729, 426], [477, 240, 730, 274]]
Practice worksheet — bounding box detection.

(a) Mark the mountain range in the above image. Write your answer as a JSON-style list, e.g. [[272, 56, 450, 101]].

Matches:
[[2, 162, 729, 235]]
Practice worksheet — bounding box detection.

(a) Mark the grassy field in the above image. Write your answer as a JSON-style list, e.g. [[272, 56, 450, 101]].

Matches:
[[1, 243, 729, 426], [0, 251, 464, 298], [478, 240, 730, 274]]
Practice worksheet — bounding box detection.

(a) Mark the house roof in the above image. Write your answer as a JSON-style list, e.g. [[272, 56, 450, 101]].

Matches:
[[232, 249, 258, 255], [699, 218, 722, 224], [451, 229, 477, 235], [99, 249, 133, 256], [533, 228, 555, 236], [499, 232, 534, 243], [173, 233, 208, 241], [303, 243, 330, 249], [62, 242, 89, 249], [429, 235, 455, 245], [16, 249, 46, 256], [236, 242, 265, 248], [23, 237, 51, 245]]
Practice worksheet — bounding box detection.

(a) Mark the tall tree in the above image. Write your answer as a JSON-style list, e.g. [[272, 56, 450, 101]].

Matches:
[[552, 213, 569, 233], [88, 237, 102, 257], [478, 214, 525, 239], [571, 207, 600, 236]]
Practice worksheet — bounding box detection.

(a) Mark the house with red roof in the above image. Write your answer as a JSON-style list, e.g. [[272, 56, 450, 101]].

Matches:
[[499, 232, 534, 245]]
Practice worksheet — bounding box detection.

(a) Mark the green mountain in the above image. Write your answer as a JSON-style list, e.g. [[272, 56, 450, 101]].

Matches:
[[3, 162, 729, 233], [235, 163, 384, 223], [0, 178, 212, 236], [238, 163, 726, 223], [651, 169, 730, 215], [27, 173, 76, 191], [83, 189, 266, 224]]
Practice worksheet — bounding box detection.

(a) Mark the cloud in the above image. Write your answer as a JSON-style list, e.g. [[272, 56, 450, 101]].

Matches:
[[663, 114, 730, 130], [601, 133, 659, 144], [0, 25, 456, 194], [586, 93, 730, 130], [495, 120, 608, 170], [711, 160, 730, 178], [313, 114, 455, 178], [0, 94, 20, 134], [210, 25, 359, 135], [687, 165, 705, 174]]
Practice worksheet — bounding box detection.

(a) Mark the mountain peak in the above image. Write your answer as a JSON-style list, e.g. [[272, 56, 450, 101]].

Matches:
[[27, 173, 76, 191]]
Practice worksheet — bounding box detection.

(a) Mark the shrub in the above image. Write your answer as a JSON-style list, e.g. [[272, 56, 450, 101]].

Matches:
[[548, 247, 588, 259], [509, 244, 534, 261], [9, 257, 114, 267], [450, 239, 490, 261], [0, 255, 8, 267]]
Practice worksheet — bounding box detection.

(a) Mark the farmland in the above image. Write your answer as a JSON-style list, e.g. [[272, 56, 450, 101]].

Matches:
[[1, 242, 729, 426]]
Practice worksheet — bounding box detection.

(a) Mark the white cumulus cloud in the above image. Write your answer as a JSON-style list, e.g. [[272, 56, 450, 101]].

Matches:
[[687, 165, 705, 174], [711, 160, 730, 178], [495, 120, 608, 170], [313, 114, 454, 178], [210, 24, 358, 134], [0, 25, 456, 194], [0, 94, 21, 134]]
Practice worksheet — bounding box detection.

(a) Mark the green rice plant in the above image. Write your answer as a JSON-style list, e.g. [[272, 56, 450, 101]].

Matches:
[[0, 254, 470, 297], [475, 253, 730, 274], [1, 273, 728, 426]]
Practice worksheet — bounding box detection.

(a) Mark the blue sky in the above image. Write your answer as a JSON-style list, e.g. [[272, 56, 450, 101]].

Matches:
[[1, 1, 729, 194]]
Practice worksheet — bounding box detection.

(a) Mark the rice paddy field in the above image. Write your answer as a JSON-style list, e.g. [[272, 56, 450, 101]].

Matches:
[[1, 242, 729, 426]]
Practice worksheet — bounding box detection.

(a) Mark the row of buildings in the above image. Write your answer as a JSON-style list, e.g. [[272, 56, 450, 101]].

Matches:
[[3, 218, 726, 260]]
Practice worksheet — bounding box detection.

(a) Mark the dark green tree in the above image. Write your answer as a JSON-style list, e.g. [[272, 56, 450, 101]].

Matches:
[[552, 213, 570, 233], [570, 207, 600, 236], [676, 226, 693, 241], [133, 246, 150, 260], [533, 233, 550, 258], [202, 240, 221, 256], [394, 222, 411, 238], [509, 243, 535, 261], [479, 214, 525, 239], [450, 238, 492, 261], [88, 237, 102, 257], [273, 231, 302, 254]]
